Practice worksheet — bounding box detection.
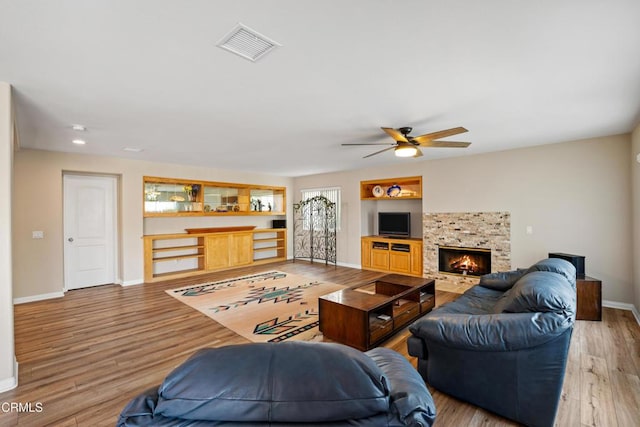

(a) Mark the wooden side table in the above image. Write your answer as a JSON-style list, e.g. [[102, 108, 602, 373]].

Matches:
[[576, 275, 602, 321]]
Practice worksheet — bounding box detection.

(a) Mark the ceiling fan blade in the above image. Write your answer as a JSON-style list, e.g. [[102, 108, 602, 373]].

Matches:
[[419, 140, 471, 148], [381, 127, 409, 143], [412, 127, 468, 144], [363, 146, 396, 158], [341, 143, 395, 146]]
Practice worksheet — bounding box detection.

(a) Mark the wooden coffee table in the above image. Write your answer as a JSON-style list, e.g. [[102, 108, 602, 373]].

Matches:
[[319, 274, 435, 351]]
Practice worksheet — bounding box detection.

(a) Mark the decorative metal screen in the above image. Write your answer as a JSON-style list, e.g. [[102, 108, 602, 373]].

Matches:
[[293, 195, 336, 265]]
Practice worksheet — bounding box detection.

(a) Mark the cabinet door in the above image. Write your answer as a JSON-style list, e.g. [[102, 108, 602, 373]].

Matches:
[[361, 239, 372, 268], [389, 251, 411, 273], [229, 232, 253, 266], [410, 243, 423, 276], [205, 235, 230, 270], [371, 250, 389, 270]]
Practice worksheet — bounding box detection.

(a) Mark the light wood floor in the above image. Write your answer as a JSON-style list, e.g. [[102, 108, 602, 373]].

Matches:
[[0, 261, 638, 426]]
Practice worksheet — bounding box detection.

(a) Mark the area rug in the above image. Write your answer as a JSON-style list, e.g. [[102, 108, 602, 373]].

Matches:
[[166, 271, 345, 343]]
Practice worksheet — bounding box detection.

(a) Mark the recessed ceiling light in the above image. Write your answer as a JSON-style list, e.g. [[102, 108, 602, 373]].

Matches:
[[72, 139, 86, 145], [72, 124, 86, 132], [123, 147, 143, 152]]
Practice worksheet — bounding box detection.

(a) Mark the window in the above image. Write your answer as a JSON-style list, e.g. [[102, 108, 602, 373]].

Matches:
[[299, 187, 341, 231]]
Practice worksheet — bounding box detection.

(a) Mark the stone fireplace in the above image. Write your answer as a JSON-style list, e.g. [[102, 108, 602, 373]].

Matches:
[[423, 212, 511, 292]]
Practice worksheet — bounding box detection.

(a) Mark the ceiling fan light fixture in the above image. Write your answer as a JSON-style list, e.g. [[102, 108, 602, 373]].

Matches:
[[394, 144, 418, 157]]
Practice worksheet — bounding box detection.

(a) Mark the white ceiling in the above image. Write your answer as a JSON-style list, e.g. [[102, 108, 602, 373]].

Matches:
[[2, 0, 639, 177]]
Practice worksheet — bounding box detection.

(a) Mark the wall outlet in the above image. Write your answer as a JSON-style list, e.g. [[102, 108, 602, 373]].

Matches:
[[525, 226, 533, 235], [32, 230, 44, 239]]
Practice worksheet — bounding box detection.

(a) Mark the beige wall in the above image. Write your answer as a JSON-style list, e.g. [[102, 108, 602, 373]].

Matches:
[[632, 123, 640, 312], [0, 82, 16, 391], [11, 132, 637, 308], [12, 149, 293, 298], [294, 134, 635, 305]]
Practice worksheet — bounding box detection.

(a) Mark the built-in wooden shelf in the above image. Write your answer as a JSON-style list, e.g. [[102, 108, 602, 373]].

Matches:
[[360, 176, 422, 200], [144, 176, 286, 217], [143, 228, 287, 282]]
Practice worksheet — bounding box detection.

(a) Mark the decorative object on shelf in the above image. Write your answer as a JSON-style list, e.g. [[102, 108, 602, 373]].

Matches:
[[204, 204, 211, 212], [251, 198, 265, 212], [184, 184, 200, 202], [387, 184, 401, 197], [145, 185, 160, 201], [360, 176, 422, 201], [293, 195, 336, 267], [169, 195, 185, 202]]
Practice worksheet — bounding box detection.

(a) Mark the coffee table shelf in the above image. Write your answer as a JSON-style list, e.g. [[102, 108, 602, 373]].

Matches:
[[319, 274, 435, 351]]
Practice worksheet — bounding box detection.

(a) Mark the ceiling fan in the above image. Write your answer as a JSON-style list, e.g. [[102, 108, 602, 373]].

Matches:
[[343, 126, 471, 158]]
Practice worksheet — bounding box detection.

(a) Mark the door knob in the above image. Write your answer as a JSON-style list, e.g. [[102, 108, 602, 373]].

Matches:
[[68, 237, 74, 242]]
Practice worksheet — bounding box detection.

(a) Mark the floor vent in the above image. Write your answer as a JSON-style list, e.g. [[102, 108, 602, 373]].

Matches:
[[216, 23, 280, 62]]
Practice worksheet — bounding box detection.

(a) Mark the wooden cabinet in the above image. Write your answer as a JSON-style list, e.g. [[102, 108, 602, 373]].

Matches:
[[205, 234, 230, 270], [371, 247, 390, 270], [143, 176, 286, 217], [361, 236, 423, 277], [144, 228, 287, 282], [205, 232, 253, 270], [361, 239, 372, 269], [576, 276, 602, 321], [319, 275, 435, 351], [230, 233, 253, 266], [410, 244, 422, 275], [360, 176, 422, 200], [389, 250, 411, 273]]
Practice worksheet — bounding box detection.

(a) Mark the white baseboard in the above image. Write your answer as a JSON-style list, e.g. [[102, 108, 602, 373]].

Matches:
[[603, 300, 640, 325], [0, 357, 18, 393], [336, 261, 361, 270], [121, 279, 144, 287], [13, 291, 64, 305]]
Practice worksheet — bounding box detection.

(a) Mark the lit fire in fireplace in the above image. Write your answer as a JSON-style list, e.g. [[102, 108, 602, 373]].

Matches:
[[439, 246, 491, 277], [450, 255, 480, 274]]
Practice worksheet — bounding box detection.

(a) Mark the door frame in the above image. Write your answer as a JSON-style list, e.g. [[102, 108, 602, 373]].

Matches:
[[62, 172, 121, 291]]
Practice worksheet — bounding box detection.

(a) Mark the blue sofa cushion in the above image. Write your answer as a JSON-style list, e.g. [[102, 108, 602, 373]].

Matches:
[[154, 342, 390, 423], [497, 271, 576, 316], [526, 258, 576, 289], [435, 285, 504, 315], [478, 268, 528, 291], [366, 347, 436, 426]]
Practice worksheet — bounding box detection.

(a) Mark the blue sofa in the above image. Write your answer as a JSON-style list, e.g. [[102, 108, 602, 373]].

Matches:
[[407, 258, 577, 427], [118, 341, 436, 426]]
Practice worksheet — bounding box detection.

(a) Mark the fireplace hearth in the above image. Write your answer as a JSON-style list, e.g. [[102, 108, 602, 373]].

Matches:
[[438, 246, 491, 277]]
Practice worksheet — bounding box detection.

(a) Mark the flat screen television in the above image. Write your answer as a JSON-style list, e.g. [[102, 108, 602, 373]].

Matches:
[[378, 212, 411, 237]]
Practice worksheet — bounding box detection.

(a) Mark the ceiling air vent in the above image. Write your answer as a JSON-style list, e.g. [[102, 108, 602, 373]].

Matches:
[[216, 23, 281, 62]]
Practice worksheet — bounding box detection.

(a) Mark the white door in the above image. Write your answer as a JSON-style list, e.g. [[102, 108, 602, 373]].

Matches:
[[63, 174, 117, 290]]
